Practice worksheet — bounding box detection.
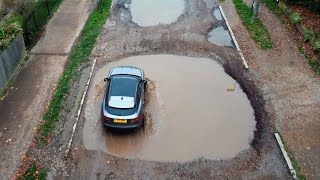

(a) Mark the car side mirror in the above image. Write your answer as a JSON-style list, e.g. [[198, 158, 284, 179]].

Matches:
[[142, 79, 147, 84], [104, 78, 109, 82]]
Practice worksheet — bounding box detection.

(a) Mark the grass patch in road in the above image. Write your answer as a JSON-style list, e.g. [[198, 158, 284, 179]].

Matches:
[[233, 0, 273, 49], [37, 0, 112, 143]]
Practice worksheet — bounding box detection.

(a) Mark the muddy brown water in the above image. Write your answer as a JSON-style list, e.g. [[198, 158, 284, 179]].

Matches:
[[130, 0, 185, 26], [83, 55, 255, 162]]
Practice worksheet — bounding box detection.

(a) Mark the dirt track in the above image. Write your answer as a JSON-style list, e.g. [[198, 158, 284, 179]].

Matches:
[[47, 0, 293, 179]]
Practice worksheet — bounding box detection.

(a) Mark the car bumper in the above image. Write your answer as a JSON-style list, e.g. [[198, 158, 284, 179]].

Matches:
[[101, 121, 142, 131]]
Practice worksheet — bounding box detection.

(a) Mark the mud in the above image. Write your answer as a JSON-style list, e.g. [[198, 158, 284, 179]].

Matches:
[[130, 0, 185, 26]]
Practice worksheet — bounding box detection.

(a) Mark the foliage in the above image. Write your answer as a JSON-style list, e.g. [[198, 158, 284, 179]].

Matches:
[[290, 12, 302, 24], [19, 161, 47, 180], [263, 0, 283, 16], [303, 28, 315, 42], [37, 0, 112, 143], [283, 6, 292, 15], [0, 13, 23, 52], [314, 40, 320, 52], [233, 0, 273, 49]]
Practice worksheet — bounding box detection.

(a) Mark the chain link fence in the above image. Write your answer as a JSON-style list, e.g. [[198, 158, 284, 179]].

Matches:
[[19, 0, 62, 48]]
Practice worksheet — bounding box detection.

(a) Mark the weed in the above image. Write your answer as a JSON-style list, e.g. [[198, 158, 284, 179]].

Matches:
[[313, 39, 320, 52], [303, 28, 315, 42], [290, 12, 302, 24]]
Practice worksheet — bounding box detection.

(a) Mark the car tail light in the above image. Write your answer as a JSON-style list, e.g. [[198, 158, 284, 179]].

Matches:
[[131, 114, 142, 123], [102, 114, 111, 121]]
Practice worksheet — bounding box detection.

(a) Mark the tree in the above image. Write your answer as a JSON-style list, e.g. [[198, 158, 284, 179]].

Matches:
[[251, 0, 261, 22]]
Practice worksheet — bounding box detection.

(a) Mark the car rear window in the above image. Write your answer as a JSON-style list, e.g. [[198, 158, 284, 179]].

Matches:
[[109, 76, 138, 98]]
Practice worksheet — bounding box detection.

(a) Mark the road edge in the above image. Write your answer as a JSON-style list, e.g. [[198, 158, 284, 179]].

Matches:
[[219, 5, 249, 69], [275, 133, 298, 180], [65, 58, 97, 155]]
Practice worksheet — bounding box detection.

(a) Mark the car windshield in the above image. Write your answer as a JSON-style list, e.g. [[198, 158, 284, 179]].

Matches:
[[109, 76, 138, 98]]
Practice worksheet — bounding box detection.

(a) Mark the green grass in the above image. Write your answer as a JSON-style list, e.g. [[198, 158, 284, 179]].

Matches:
[[19, 161, 48, 180], [37, 0, 112, 143], [263, 0, 283, 17], [233, 0, 273, 49]]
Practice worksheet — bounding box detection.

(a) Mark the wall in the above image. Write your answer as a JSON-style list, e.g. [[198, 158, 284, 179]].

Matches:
[[0, 33, 26, 94]]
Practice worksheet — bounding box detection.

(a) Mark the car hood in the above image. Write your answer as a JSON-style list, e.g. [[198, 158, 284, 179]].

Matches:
[[108, 96, 135, 109]]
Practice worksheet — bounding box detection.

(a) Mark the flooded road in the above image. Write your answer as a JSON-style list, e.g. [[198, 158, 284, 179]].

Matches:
[[130, 0, 185, 26], [83, 55, 255, 162]]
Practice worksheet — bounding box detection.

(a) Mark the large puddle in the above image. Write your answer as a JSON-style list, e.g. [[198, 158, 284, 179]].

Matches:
[[129, 0, 185, 26], [83, 55, 255, 162]]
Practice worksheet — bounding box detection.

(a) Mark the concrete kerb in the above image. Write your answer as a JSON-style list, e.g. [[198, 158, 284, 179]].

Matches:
[[218, 5, 249, 69], [274, 133, 298, 180], [65, 58, 97, 155]]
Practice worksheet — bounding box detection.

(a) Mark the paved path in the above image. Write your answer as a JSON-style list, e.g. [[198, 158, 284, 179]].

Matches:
[[221, 0, 320, 179], [0, 0, 92, 178]]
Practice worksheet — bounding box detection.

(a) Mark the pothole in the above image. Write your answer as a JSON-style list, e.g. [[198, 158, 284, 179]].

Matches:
[[213, 8, 223, 21], [208, 26, 234, 47], [129, 0, 185, 26], [83, 55, 255, 162]]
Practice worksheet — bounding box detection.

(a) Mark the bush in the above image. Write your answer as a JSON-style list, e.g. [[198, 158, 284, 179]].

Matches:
[[0, 13, 23, 52], [303, 28, 315, 42], [314, 40, 320, 52], [290, 12, 302, 24]]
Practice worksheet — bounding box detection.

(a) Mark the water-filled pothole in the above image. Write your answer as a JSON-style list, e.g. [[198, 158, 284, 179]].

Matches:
[[208, 26, 234, 47], [129, 0, 185, 26], [83, 55, 255, 162], [213, 8, 223, 21]]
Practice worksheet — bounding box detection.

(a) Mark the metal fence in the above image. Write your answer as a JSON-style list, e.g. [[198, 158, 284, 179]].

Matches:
[[0, 33, 26, 94], [20, 0, 63, 48]]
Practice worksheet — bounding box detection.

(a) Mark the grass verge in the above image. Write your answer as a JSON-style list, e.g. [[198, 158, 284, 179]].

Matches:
[[37, 0, 112, 143], [233, 0, 273, 49], [19, 161, 48, 180], [262, 0, 283, 17], [277, 132, 306, 180]]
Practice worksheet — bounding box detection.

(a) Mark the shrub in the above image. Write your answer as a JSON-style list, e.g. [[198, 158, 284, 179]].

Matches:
[[290, 12, 302, 24], [303, 28, 315, 42], [283, 6, 292, 15], [0, 13, 23, 52], [314, 40, 320, 52]]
